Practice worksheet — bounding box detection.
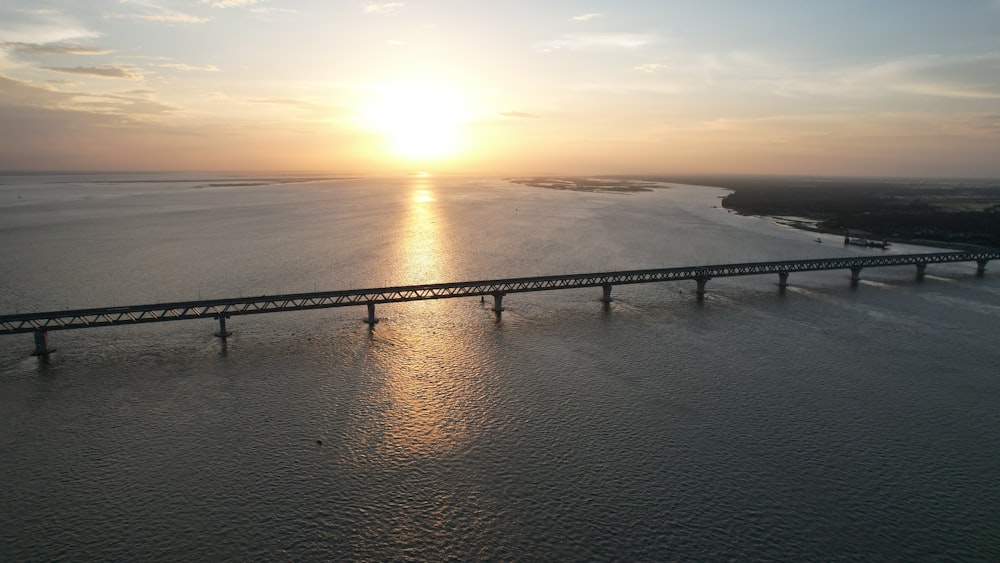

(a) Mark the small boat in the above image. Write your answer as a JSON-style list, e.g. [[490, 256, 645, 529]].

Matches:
[[815, 237, 822, 243]]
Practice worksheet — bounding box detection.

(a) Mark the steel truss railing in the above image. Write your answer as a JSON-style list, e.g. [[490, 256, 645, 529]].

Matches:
[[1, 251, 997, 336]]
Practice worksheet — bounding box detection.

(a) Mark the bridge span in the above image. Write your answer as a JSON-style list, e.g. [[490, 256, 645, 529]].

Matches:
[[2, 251, 997, 356]]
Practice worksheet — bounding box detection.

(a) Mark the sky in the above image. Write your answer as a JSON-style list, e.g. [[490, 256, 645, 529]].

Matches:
[[1, 0, 999, 177]]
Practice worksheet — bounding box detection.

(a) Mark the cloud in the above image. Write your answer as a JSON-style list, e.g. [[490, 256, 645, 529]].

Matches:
[[0, 74, 175, 118], [15, 8, 63, 16], [250, 6, 296, 14], [245, 97, 347, 122], [773, 53, 1000, 101], [42, 65, 144, 80], [104, 2, 211, 24], [2, 42, 112, 55], [572, 13, 603, 22], [680, 112, 1000, 145], [634, 63, 666, 73], [115, 12, 211, 23], [200, 90, 229, 101], [537, 33, 653, 52], [160, 63, 220, 72], [71, 94, 177, 116], [249, 98, 320, 109], [859, 54, 1000, 99], [364, 3, 404, 15], [500, 111, 541, 119], [0, 23, 99, 44], [203, 0, 261, 8]]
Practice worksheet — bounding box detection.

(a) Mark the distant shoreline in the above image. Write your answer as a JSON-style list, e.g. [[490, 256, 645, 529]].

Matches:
[[509, 174, 1000, 250], [505, 177, 662, 194]]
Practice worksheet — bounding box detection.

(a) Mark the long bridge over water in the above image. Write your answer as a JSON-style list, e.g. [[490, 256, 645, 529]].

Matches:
[[2, 251, 997, 356]]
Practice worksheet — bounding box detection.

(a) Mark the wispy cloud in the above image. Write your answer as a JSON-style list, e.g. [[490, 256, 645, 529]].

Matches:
[[572, 13, 603, 22], [15, 8, 63, 16], [855, 54, 1000, 99], [160, 63, 220, 72], [0, 75, 176, 119], [200, 90, 230, 101], [105, 2, 210, 24], [113, 12, 211, 23], [0, 22, 99, 44], [364, 3, 404, 15], [772, 53, 1000, 101], [2, 42, 112, 55], [634, 63, 667, 73], [42, 64, 144, 80], [537, 33, 653, 52], [249, 97, 320, 109], [202, 0, 261, 8], [500, 111, 541, 119], [250, 6, 296, 14], [72, 91, 178, 116]]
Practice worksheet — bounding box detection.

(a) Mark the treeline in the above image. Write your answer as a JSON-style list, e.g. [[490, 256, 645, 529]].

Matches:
[[822, 208, 1000, 246], [696, 176, 1000, 248]]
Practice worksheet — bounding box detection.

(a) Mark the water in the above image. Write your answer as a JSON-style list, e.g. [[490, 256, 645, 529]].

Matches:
[[1, 174, 998, 560]]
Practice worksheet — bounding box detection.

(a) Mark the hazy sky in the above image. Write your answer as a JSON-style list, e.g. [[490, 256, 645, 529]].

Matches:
[[2, 1, 999, 176]]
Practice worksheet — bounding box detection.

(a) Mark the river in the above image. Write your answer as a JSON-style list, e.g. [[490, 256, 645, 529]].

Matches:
[[1, 173, 998, 560]]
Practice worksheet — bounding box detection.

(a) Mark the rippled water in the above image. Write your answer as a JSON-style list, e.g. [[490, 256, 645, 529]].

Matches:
[[1, 174, 998, 560]]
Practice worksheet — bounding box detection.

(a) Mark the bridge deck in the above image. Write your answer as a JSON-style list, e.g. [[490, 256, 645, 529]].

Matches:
[[1, 251, 997, 337]]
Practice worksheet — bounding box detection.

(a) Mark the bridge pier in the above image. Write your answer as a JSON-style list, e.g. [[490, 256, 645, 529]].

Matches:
[[601, 284, 613, 303], [915, 262, 927, 281], [977, 259, 989, 277], [778, 272, 789, 291], [695, 277, 710, 300], [364, 302, 378, 325], [32, 330, 54, 356], [214, 315, 231, 338], [850, 266, 863, 287], [492, 292, 505, 314]]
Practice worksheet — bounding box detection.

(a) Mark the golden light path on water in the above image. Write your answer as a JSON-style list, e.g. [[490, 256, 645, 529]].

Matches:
[[351, 176, 480, 466]]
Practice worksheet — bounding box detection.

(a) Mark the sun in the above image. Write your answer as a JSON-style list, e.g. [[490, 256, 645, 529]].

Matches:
[[361, 81, 469, 162]]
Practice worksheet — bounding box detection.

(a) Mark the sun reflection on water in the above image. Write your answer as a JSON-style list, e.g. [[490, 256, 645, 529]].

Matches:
[[400, 179, 445, 284], [346, 177, 481, 462]]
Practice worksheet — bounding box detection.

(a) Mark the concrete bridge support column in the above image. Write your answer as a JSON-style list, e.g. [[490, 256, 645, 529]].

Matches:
[[491, 292, 505, 314], [915, 262, 927, 281], [601, 284, 613, 303], [695, 277, 710, 300], [850, 266, 863, 287], [778, 272, 789, 291], [492, 292, 505, 314], [364, 302, 378, 325], [32, 330, 53, 356], [215, 315, 231, 338], [977, 259, 989, 277]]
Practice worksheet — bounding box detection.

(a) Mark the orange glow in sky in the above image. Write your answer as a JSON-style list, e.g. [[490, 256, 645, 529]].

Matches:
[[1, 2, 999, 177]]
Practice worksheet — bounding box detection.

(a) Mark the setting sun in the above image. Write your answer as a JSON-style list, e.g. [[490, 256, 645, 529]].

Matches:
[[361, 82, 470, 162]]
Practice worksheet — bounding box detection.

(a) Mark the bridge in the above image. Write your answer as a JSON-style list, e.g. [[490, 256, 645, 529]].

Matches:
[[2, 251, 997, 356]]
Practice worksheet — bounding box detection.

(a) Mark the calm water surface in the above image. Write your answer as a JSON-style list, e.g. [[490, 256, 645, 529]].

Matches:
[[1, 174, 998, 560]]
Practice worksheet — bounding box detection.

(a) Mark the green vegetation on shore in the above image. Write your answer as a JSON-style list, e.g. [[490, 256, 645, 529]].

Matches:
[[655, 175, 1000, 249]]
